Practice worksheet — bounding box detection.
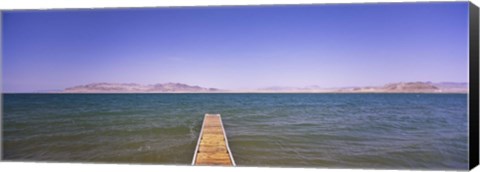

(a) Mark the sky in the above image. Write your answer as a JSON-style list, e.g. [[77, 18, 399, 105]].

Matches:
[[2, 2, 470, 92]]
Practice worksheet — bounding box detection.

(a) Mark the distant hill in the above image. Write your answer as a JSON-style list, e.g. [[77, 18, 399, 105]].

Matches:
[[63, 81, 468, 93], [64, 83, 220, 93], [256, 82, 467, 93], [337, 82, 467, 93]]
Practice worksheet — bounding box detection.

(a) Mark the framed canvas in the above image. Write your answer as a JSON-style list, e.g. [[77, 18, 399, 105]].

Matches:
[[1, 0, 479, 171]]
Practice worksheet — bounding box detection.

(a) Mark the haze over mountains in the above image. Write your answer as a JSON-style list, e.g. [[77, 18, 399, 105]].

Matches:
[[62, 82, 468, 93]]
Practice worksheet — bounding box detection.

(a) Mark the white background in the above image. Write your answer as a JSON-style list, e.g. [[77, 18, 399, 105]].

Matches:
[[0, 0, 479, 172]]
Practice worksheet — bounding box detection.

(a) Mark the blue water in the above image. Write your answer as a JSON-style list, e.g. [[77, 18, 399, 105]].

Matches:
[[2, 93, 468, 169]]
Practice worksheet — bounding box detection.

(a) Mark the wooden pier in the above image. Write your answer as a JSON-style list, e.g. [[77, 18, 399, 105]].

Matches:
[[192, 114, 236, 166]]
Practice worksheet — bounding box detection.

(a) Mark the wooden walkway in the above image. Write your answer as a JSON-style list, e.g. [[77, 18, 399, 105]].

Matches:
[[192, 114, 235, 166]]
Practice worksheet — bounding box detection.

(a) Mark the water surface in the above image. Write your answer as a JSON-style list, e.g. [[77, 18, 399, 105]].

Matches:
[[2, 93, 468, 170]]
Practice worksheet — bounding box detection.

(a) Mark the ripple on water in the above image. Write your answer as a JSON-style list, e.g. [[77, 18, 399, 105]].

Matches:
[[3, 93, 468, 170]]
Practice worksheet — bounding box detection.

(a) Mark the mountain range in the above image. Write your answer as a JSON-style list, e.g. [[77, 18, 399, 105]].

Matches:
[[64, 82, 220, 93], [62, 82, 468, 93]]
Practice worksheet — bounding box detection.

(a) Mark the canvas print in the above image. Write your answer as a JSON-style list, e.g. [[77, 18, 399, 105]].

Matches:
[[1, 2, 473, 170]]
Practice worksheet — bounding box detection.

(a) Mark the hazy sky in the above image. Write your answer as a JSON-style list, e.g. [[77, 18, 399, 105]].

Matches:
[[3, 2, 469, 92]]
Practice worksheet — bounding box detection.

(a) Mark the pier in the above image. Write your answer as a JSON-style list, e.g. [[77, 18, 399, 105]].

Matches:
[[192, 114, 236, 166]]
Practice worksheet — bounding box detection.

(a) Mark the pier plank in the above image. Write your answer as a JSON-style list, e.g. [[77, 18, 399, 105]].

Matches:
[[192, 114, 235, 166]]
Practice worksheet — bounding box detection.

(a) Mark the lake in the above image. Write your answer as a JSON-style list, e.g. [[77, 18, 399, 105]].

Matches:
[[2, 93, 469, 170]]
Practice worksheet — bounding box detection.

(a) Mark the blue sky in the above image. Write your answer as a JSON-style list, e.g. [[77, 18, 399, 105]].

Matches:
[[2, 2, 469, 92]]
